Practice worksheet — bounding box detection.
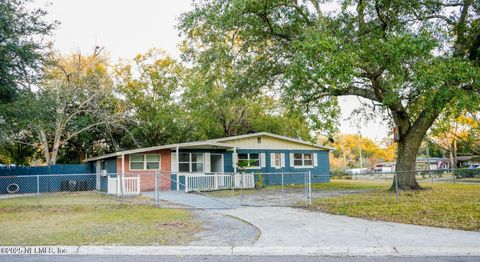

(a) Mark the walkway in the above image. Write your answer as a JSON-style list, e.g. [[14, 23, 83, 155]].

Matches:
[[147, 191, 235, 209]]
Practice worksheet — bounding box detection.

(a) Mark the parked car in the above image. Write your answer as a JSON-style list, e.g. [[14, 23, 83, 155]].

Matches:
[[467, 164, 480, 169]]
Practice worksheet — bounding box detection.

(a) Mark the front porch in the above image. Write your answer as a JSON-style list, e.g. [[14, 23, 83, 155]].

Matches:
[[171, 173, 255, 192]]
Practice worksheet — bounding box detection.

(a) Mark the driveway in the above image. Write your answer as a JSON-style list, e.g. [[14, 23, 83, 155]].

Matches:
[[144, 191, 236, 209], [218, 206, 480, 248], [147, 191, 480, 250]]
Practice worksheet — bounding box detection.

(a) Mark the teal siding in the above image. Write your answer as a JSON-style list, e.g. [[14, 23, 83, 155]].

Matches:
[[236, 149, 330, 184], [92, 157, 117, 192]]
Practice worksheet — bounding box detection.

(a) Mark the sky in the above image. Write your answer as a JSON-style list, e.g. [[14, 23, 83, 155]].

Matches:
[[34, 0, 390, 141]]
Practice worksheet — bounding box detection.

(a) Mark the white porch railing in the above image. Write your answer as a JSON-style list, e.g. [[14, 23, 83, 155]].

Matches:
[[107, 176, 141, 196], [184, 173, 254, 192]]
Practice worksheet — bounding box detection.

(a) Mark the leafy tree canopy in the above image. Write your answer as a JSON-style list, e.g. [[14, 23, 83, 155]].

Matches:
[[179, 0, 480, 190], [0, 0, 55, 102]]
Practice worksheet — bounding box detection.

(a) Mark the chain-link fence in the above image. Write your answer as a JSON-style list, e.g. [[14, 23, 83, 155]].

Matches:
[[348, 168, 480, 184], [0, 171, 315, 209], [200, 172, 313, 208], [322, 168, 480, 204], [0, 174, 123, 208], [4, 168, 475, 209]]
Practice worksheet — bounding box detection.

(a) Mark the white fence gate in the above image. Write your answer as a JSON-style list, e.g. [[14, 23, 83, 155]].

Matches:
[[184, 173, 254, 192], [108, 176, 141, 196]]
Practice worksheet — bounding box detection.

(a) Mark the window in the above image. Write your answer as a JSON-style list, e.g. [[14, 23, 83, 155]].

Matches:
[[179, 153, 190, 172], [238, 153, 260, 168], [130, 154, 161, 170], [178, 153, 204, 172], [191, 153, 204, 172], [293, 153, 314, 167], [146, 154, 160, 169], [273, 153, 281, 168], [257, 137, 262, 144]]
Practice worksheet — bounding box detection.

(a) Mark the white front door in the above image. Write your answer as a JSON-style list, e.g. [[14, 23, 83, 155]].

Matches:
[[210, 154, 224, 173]]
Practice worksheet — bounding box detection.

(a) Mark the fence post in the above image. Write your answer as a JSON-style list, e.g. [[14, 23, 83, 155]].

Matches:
[[394, 173, 399, 203], [304, 172, 307, 207], [281, 172, 284, 205], [214, 173, 218, 190], [154, 171, 159, 206], [119, 174, 124, 201], [36, 175, 40, 207], [176, 174, 180, 191], [240, 173, 244, 206], [308, 171, 312, 207], [231, 173, 235, 207]]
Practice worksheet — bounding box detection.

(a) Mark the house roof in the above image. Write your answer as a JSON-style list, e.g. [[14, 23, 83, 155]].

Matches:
[[84, 132, 332, 162], [211, 132, 333, 150], [84, 141, 236, 162]]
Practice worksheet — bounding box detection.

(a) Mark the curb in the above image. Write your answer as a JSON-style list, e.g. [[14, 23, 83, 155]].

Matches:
[[2, 246, 480, 256]]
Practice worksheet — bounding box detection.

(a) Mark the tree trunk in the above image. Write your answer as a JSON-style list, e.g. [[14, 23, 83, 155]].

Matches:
[[393, 137, 423, 190]]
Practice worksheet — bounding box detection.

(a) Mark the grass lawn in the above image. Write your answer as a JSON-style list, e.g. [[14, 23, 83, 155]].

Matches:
[[310, 181, 480, 231], [0, 192, 201, 245]]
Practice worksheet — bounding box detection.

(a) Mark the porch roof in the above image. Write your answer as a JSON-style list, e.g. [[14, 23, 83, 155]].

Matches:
[[84, 141, 236, 162]]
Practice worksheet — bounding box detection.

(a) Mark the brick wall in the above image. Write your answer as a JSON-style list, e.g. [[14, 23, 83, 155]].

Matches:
[[116, 149, 172, 191]]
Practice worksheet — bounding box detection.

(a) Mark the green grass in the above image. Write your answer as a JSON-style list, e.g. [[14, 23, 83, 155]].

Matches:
[[456, 177, 480, 183], [310, 179, 390, 190], [0, 192, 201, 245], [310, 182, 480, 231]]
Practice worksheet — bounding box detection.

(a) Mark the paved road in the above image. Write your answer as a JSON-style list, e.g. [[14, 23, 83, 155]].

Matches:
[[218, 206, 480, 248], [0, 255, 480, 262], [2, 255, 479, 262]]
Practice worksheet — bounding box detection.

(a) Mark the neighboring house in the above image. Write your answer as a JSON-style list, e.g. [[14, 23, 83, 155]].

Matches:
[[84, 132, 332, 192], [374, 157, 450, 173], [345, 168, 370, 175]]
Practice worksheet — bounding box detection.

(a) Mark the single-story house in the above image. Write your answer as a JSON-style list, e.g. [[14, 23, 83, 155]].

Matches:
[[84, 132, 332, 192], [374, 157, 450, 173]]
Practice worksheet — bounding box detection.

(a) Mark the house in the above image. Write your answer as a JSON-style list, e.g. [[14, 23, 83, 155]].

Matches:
[[374, 157, 450, 173], [84, 132, 332, 192]]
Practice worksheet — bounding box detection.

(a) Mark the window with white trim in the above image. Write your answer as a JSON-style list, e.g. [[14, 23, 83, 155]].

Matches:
[[179, 153, 204, 172], [130, 154, 160, 170], [238, 153, 260, 168], [273, 153, 281, 168], [293, 153, 313, 167]]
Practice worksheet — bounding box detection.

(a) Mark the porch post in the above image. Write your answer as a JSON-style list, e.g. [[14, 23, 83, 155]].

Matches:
[[233, 147, 237, 174], [176, 146, 180, 191], [120, 154, 125, 197]]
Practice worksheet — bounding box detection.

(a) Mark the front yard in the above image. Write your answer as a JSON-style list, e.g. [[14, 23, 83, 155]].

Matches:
[[0, 192, 201, 245], [311, 180, 480, 231]]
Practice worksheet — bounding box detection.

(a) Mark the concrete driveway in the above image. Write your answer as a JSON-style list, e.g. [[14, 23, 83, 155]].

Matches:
[[218, 206, 480, 248], [145, 191, 237, 209]]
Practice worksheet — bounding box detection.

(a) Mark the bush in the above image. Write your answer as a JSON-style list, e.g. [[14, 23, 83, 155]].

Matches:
[[453, 169, 480, 178], [255, 174, 263, 189], [330, 171, 352, 180]]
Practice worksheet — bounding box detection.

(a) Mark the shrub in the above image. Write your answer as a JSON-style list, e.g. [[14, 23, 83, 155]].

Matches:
[[255, 174, 263, 189], [330, 171, 352, 180], [453, 168, 480, 178]]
